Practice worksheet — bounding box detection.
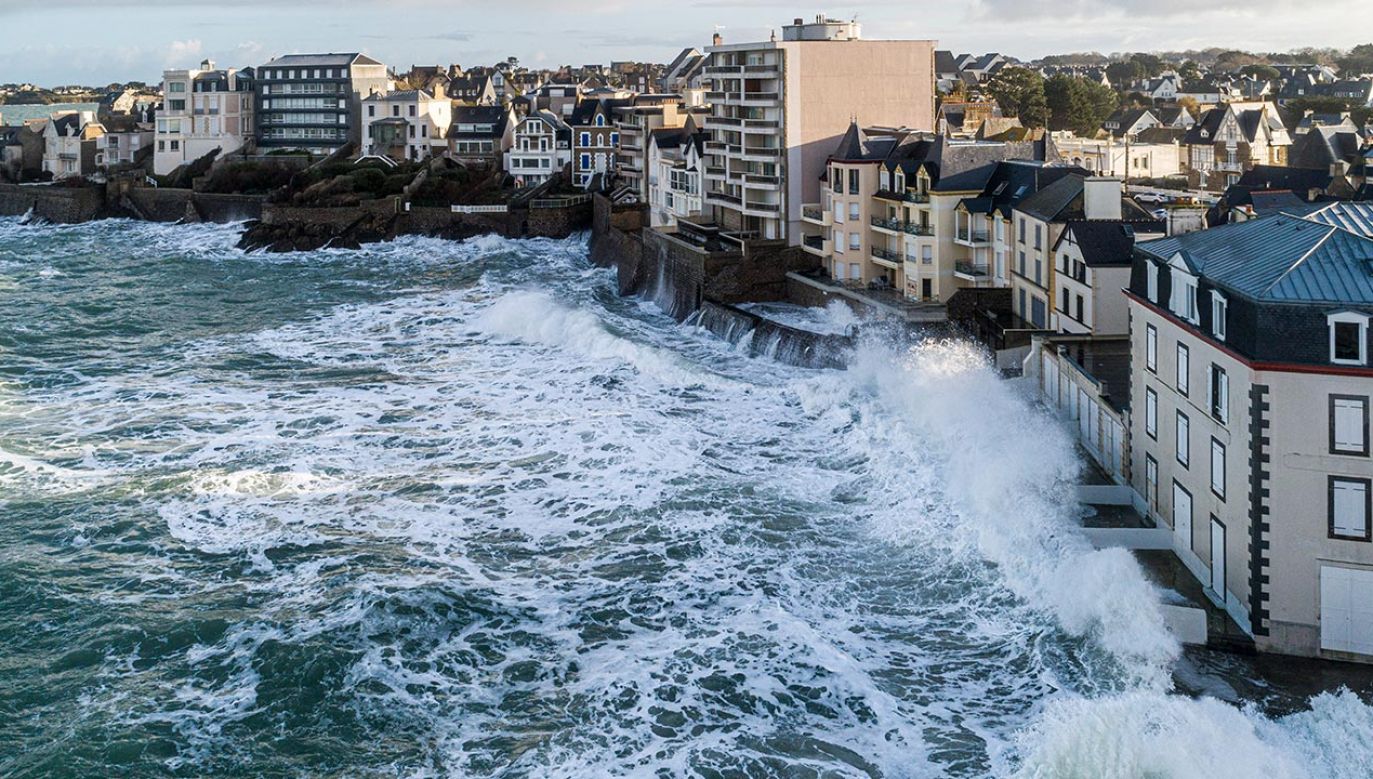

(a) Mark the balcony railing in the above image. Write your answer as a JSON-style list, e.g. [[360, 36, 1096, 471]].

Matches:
[[871, 246, 902, 262], [873, 216, 935, 236], [802, 205, 825, 222], [877, 189, 930, 204], [955, 261, 991, 278], [956, 229, 990, 244], [803, 234, 827, 251]]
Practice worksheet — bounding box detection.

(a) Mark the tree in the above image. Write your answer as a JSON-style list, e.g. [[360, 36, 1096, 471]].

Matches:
[[1214, 49, 1265, 72], [1178, 60, 1202, 81], [984, 67, 1048, 128], [1176, 96, 1201, 119], [1129, 53, 1167, 77], [1045, 75, 1121, 136], [1240, 64, 1281, 81], [1337, 43, 1373, 76], [1106, 59, 1148, 88]]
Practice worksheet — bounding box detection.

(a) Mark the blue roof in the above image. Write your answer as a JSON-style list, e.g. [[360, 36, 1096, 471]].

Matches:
[[1137, 214, 1373, 305]]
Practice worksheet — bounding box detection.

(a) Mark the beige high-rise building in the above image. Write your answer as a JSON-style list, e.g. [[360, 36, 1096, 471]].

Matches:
[[702, 16, 936, 244]]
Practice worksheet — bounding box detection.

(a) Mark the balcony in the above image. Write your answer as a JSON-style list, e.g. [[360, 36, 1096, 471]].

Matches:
[[871, 246, 902, 266], [872, 216, 935, 237], [802, 234, 830, 256], [706, 190, 742, 206], [954, 229, 990, 246], [801, 204, 830, 225], [742, 173, 780, 188], [876, 189, 930, 204], [955, 261, 991, 281]]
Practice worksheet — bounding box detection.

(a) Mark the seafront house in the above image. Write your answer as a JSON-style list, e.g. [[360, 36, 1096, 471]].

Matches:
[[254, 53, 392, 156], [96, 112, 154, 170], [1127, 211, 1373, 660], [42, 111, 101, 180], [1009, 174, 1156, 330], [1052, 220, 1165, 336], [569, 97, 629, 189], [155, 62, 255, 175], [615, 95, 697, 202], [702, 16, 936, 244], [446, 105, 515, 166], [361, 90, 452, 162], [1183, 101, 1292, 191], [504, 109, 572, 187], [645, 120, 707, 227]]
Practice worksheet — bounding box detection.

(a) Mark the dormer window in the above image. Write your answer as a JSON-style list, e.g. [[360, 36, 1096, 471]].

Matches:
[[1146, 261, 1159, 303], [894, 171, 905, 192], [1170, 267, 1199, 324], [1200, 130, 1209, 139], [1211, 291, 1227, 340], [1330, 311, 1370, 365]]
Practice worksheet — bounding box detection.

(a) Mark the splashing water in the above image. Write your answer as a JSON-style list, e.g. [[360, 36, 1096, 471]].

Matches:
[[0, 217, 1370, 778]]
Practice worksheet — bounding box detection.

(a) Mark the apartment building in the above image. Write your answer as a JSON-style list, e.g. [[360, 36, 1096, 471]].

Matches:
[[504, 110, 572, 186], [97, 113, 154, 170], [1127, 213, 1373, 660], [255, 53, 391, 156], [1010, 175, 1157, 329], [703, 16, 936, 244], [646, 122, 707, 227], [361, 90, 452, 162], [155, 61, 255, 175], [800, 129, 1055, 302], [1052, 133, 1183, 180], [615, 95, 697, 201]]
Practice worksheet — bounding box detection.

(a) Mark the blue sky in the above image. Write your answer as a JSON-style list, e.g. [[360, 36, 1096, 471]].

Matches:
[[0, 1, 1362, 86]]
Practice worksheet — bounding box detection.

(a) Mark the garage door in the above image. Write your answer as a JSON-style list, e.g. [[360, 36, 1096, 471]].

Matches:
[[1321, 565, 1373, 657]]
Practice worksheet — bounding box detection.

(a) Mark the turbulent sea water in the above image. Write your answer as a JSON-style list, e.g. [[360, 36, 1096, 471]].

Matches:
[[1, 218, 1372, 778]]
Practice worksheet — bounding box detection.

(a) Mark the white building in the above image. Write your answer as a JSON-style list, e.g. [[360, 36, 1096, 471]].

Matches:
[[1052, 133, 1183, 180], [362, 89, 452, 162], [505, 110, 572, 187], [646, 122, 706, 227], [155, 61, 255, 176], [42, 111, 100, 180]]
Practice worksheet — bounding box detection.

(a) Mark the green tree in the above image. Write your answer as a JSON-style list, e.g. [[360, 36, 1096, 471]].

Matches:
[[984, 67, 1048, 128], [1337, 43, 1373, 75], [1106, 59, 1148, 88], [1214, 49, 1264, 72], [1045, 75, 1120, 136], [1240, 64, 1281, 81], [1129, 53, 1167, 77], [1178, 60, 1202, 81]]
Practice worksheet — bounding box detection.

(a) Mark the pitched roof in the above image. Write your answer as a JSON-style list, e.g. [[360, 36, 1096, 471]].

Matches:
[[1015, 172, 1086, 221], [1059, 220, 1161, 267], [362, 89, 431, 102], [1302, 202, 1373, 239], [1236, 164, 1334, 195], [1137, 214, 1373, 304]]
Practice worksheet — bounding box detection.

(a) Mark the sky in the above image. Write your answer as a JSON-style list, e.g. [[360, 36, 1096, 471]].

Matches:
[[0, 0, 1366, 86]]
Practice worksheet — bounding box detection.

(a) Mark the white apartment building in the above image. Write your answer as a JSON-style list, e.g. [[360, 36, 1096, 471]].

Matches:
[[155, 61, 255, 175], [703, 16, 936, 244], [42, 111, 101, 180], [362, 90, 452, 162], [1052, 133, 1183, 180], [1129, 212, 1373, 660]]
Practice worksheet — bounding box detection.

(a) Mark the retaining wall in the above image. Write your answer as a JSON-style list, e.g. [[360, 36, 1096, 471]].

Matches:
[[0, 183, 105, 223]]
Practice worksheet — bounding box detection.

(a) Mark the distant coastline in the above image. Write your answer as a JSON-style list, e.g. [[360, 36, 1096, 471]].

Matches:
[[0, 102, 98, 123]]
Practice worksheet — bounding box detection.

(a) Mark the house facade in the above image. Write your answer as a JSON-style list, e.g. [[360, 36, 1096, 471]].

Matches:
[[1052, 220, 1164, 336], [646, 124, 707, 227], [361, 90, 452, 162], [504, 110, 572, 186], [446, 105, 515, 166], [255, 53, 391, 156], [42, 111, 101, 180], [155, 61, 255, 175], [569, 98, 627, 189], [1128, 214, 1373, 660], [1183, 101, 1292, 191]]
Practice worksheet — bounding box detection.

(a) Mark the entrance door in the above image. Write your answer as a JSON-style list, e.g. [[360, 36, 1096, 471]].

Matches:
[[921, 278, 932, 299], [1321, 566, 1373, 656], [1173, 482, 1192, 553], [1210, 517, 1226, 600]]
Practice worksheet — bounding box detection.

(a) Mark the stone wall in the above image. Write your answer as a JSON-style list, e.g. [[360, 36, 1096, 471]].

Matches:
[[0, 183, 105, 223], [526, 200, 592, 238], [262, 197, 400, 231]]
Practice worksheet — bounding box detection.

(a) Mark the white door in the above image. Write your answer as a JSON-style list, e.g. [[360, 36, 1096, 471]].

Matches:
[[1321, 566, 1373, 656], [1210, 518, 1226, 600], [1173, 482, 1192, 553]]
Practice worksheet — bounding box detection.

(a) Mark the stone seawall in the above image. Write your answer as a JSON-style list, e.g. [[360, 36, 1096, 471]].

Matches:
[[0, 184, 105, 223], [693, 299, 854, 370], [125, 188, 264, 223]]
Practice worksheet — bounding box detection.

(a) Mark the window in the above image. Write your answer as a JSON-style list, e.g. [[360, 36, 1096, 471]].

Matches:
[[1034, 223, 1042, 250], [169, 82, 186, 93], [1146, 324, 1158, 372], [1147, 262, 1159, 303], [1145, 454, 1159, 510], [1170, 270, 1198, 323], [1145, 387, 1158, 439], [834, 202, 844, 223], [580, 153, 590, 169], [409, 105, 416, 117], [1075, 295, 1084, 324], [849, 202, 860, 221], [831, 168, 842, 193], [848, 169, 859, 195], [1329, 312, 1369, 365], [1176, 410, 1190, 468], [1211, 438, 1226, 500], [1211, 292, 1227, 340], [1176, 343, 1189, 396], [610, 133, 619, 145], [1018, 218, 1026, 243], [835, 232, 844, 254], [922, 245, 933, 264], [368, 105, 375, 117], [579, 132, 590, 146], [1330, 476, 1372, 541], [1018, 251, 1026, 276], [1208, 364, 1228, 424], [1332, 395, 1370, 456], [849, 232, 861, 251]]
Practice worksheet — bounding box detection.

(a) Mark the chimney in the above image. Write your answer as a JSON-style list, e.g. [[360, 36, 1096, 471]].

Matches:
[[1083, 177, 1122, 220]]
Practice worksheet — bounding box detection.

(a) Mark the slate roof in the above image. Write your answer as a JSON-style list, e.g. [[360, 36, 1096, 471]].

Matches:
[[1236, 164, 1333, 195], [1302, 202, 1373, 239], [362, 89, 431, 102], [568, 98, 632, 126], [1137, 214, 1373, 304], [1134, 127, 1186, 144], [1289, 126, 1364, 170], [1058, 220, 1163, 267], [1182, 107, 1226, 145], [261, 53, 381, 68], [447, 105, 510, 138]]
